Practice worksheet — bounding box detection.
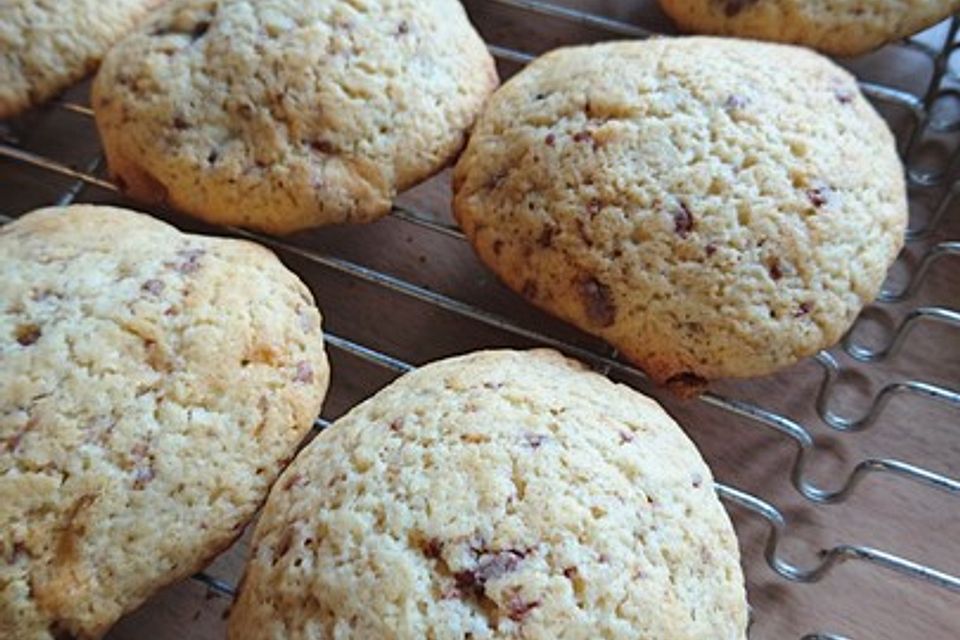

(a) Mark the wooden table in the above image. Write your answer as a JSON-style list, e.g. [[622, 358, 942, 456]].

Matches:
[[1, 2, 957, 638]]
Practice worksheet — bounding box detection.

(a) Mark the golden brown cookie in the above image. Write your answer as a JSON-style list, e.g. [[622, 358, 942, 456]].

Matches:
[[229, 349, 747, 639], [93, 0, 498, 234], [658, 0, 960, 57], [0, 0, 166, 118], [453, 38, 906, 386], [0, 205, 329, 638]]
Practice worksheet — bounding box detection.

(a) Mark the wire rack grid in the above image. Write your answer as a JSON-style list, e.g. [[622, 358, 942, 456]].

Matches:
[[1, 2, 959, 638]]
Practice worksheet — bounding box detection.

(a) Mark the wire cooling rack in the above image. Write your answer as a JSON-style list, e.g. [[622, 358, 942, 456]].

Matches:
[[1, 2, 959, 638]]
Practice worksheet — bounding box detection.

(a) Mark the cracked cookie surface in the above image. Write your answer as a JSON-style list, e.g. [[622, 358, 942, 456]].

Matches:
[[453, 38, 906, 385], [0, 0, 166, 118], [657, 0, 960, 57], [0, 205, 329, 639], [229, 349, 747, 640], [92, 0, 498, 234]]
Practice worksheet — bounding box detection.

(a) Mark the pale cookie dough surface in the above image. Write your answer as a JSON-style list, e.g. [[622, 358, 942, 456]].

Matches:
[[0, 0, 166, 118], [0, 205, 329, 639], [453, 38, 906, 385], [93, 0, 498, 234], [229, 349, 747, 640], [657, 0, 960, 57]]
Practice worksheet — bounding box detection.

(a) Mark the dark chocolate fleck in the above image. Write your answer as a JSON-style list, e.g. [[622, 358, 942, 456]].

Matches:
[[173, 116, 189, 130], [507, 593, 541, 622], [389, 418, 404, 433], [673, 202, 694, 238], [578, 276, 616, 327], [141, 279, 164, 295], [795, 302, 812, 317], [396, 20, 409, 35], [586, 199, 601, 218], [537, 225, 557, 248], [724, 94, 749, 110], [572, 130, 593, 145], [834, 87, 855, 104], [422, 538, 443, 559], [310, 139, 335, 154], [174, 248, 205, 274], [806, 183, 832, 208], [720, 0, 759, 17], [692, 473, 703, 488], [768, 259, 783, 281], [618, 431, 634, 445], [705, 243, 717, 257], [15, 324, 41, 346], [524, 432, 549, 448], [190, 20, 211, 43], [294, 361, 314, 384], [544, 133, 556, 147]]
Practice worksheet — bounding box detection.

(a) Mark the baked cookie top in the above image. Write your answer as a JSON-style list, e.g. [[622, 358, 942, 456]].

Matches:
[[229, 349, 747, 640], [453, 38, 906, 385], [93, 0, 498, 234], [0, 205, 329, 638], [657, 0, 960, 57], [0, 0, 165, 118]]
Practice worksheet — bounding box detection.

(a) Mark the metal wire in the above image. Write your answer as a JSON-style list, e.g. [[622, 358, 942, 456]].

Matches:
[[1, 5, 958, 638]]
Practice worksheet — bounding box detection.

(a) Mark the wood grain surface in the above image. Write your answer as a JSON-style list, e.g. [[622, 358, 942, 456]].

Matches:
[[1, 2, 958, 639]]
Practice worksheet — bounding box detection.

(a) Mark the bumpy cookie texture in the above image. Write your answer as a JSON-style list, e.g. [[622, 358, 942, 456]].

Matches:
[[658, 0, 960, 57], [0, 0, 166, 118], [0, 205, 329, 639], [92, 0, 498, 234], [228, 349, 748, 640], [453, 38, 906, 385]]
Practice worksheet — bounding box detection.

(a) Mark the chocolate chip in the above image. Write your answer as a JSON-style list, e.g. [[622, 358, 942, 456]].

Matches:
[[310, 139, 335, 154], [834, 87, 855, 104], [534, 92, 547, 101], [768, 259, 783, 281], [795, 302, 812, 317], [724, 94, 749, 110], [586, 199, 601, 218], [578, 276, 616, 327], [422, 538, 443, 559], [207, 149, 219, 164], [544, 133, 555, 146], [720, 0, 758, 17], [174, 248, 205, 274], [537, 225, 556, 248], [806, 183, 832, 208], [572, 130, 593, 144], [294, 361, 314, 384], [173, 116, 189, 130], [705, 243, 717, 256], [524, 432, 548, 448], [15, 324, 41, 346], [507, 594, 541, 622], [673, 202, 694, 238], [141, 279, 164, 295], [190, 20, 211, 43], [389, 418, 404, 433]]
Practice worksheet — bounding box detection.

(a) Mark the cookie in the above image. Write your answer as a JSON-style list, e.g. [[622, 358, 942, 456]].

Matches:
[[657, 0, 960, 57], [0, 0, 166, 119], [0, 205, 329, 639], [228, 349, 748, 640], [92, 0, 498, 234], [452, 38, 906, 387]]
